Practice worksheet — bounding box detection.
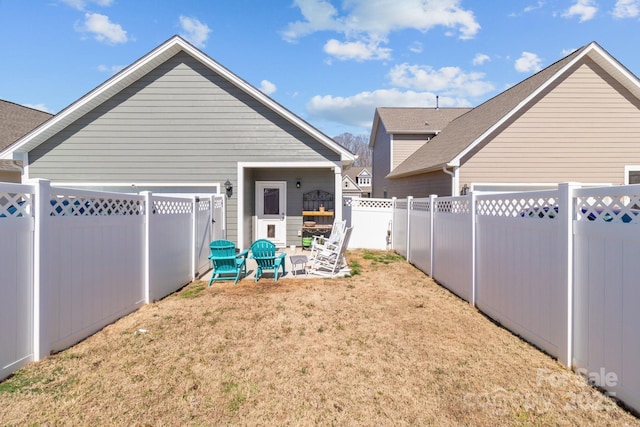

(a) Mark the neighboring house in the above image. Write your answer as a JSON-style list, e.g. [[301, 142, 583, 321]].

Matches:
[[0, 35, 356, 249], [369, 107, 470, 198], [342, 166, 372, 197], [380, 41, 640, 198], [0, 100, 52, 182]]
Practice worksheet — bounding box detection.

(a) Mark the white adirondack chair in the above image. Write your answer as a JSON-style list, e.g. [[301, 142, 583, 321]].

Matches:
[[309, 226, 353, 277]]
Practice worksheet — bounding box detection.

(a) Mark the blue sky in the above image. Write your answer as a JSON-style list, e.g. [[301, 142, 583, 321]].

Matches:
[[1, 0, 639, 137]]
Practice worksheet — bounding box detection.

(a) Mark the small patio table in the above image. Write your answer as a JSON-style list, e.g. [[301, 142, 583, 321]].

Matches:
[[290, 254, 308, 276]]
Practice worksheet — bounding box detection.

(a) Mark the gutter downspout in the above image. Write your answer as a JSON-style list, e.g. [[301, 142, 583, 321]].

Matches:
[[442, 164, 459, 196]]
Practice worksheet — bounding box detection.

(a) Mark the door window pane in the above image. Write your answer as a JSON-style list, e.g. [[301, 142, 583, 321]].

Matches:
[[264, 188, 279, 215]]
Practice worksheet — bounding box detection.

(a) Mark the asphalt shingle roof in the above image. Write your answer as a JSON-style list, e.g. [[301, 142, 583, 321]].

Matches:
[[387, 44, 589, 178]]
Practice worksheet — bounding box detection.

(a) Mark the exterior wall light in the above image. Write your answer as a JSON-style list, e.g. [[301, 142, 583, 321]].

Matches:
[[224, 179, 233, 197]]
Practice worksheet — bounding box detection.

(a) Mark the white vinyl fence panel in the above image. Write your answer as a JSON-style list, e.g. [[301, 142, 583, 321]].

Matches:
[[393, 199, 408, 257], [407, 197, 433, 276], [432, 197, 473, 301], [41, 185, 145, 354], [573, 185, 640, 411], [475, 190, 565, 359], [345, 197, 393, 250], [1, 181, 219, 377], [147, 195, 194, 302], [0, 184, 34, 380]]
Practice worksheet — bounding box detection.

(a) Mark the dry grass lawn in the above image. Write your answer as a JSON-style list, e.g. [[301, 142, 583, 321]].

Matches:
[[1, 250, 638, 426]]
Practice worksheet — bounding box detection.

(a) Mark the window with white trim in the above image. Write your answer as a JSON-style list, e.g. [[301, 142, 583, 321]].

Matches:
[[625, 165, 640, 185]]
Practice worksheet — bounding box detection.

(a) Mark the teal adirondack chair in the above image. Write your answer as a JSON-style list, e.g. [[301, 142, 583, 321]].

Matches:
[[250, 239, 286, 282], [208, 240, 248, 285]]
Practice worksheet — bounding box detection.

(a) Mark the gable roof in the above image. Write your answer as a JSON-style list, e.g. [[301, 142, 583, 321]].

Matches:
[[388, 41, 640, 179], [0, 100, 52, 151], [0, 100, 53, 172], [344, 166, 371, 182], [0, 35, 355, 166], [342, 173, 359, 189], [370, 107, 471, 146]]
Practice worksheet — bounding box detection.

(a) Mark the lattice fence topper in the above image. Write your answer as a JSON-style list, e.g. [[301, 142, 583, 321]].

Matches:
[[0, 192, 32, 218], [49, 196, 142, 217], [395, 200, 408, 210], [213, 197, 224, 209], [436, 198, 470, 214], [152, 199, 192, 215], [345, 198, 394, 209], [410, 198, 431, 211], [198, 199, 211, 212], [476, 197, 558, 219], [576, 194, 640, 224]]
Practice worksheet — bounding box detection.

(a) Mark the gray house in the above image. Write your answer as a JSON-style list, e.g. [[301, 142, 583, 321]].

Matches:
[[0, 35, 355, 249]]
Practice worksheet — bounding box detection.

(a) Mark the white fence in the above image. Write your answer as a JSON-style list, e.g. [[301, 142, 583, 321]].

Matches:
[[1, 181, 224, 380], [343, 197, 393, 250], [382, 183, 640, 413]]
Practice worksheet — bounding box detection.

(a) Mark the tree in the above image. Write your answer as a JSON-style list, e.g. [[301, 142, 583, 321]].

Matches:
[[333, 133, 371, 167]]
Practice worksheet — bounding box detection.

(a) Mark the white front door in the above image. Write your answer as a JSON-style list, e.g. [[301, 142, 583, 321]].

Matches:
[[255, 181, 287, 247]]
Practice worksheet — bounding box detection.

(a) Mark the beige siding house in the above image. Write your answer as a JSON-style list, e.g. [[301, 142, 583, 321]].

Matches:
[[384, 42, 640, 197], [370, 107, 470, 197], [0, 36, 355, 248], [0, 100, 52, 182]]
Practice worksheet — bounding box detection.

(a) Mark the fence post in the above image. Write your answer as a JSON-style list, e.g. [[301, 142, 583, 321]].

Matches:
[[406, 196, 413, 263], [429, 194, 437, 278], [191, 196, 198, 281], [141, 191, 152, 304], [391, 197, 397, 251], [32, 179, 51, 361], [558, 182, 579, 367], [470, 191, 477, 307]]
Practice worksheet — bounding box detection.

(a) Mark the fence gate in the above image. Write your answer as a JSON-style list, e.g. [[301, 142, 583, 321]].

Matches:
[[212, 195, 225, 240], [194, 197, 212, 277]]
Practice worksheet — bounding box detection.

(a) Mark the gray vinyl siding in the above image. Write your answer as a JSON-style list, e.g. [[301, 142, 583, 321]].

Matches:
[[387, 170, 452, 198], [27, 51, 340, 243], [459, 58, 640, 187], [371, 122, 390, 198]]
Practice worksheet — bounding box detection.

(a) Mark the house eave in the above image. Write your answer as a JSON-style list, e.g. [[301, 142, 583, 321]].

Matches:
[[386, 162, 449, 179]]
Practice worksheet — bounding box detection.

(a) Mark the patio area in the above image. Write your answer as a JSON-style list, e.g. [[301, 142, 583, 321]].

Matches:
[[199, 245, 350, 283]]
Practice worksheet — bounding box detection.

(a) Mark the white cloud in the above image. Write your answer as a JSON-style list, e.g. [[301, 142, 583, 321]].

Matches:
[[97, 64, 125, 74], [409, 41, 423, 54], [60, 0, 114, 10], [179, 16, 211, 48], [76, 12, 127, 44], [612, 0, 640, 18], [306, 89, 469, 128], [514, 52, 543, 73], [323, 39, 391, 61], [283, 0, 480, 61], [524, 1, 545, 13], [388, 63, 495, 97], [259, 80, 277, 95], [472, 53, 490, 66], [562, 0, 598, 22]]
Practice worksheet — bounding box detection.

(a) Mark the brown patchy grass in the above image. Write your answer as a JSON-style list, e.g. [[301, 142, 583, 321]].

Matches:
[[1, 249, 638, 426]]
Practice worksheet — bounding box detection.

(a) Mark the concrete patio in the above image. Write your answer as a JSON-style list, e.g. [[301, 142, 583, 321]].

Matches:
[[199, 246, 350, 283]]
